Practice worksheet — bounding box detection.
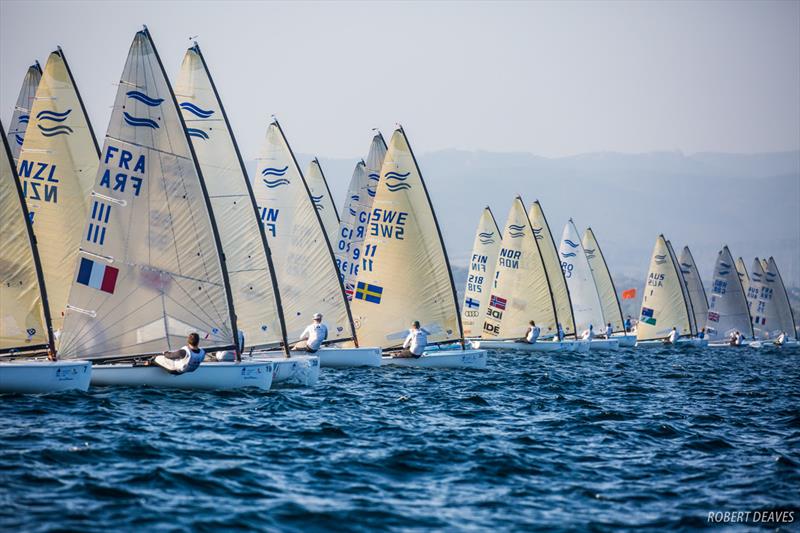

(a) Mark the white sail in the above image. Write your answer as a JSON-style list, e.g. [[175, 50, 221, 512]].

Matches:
[[665, 240, 697, 335], [582, 227, 624, 333], [637, 235, 692, 341], [678, 246, 709, 334], [763, 257, 797, 339], [748, 258, 782, 340], [17, 48, 100, 339], [482, 197, 557, 340], [705, 246, 752, 342], [59, 28, 236, 359], [305, 158, 340, 244], [736, 257, 749, 295], [559, 220, 604, 335], [1, 120, 52, 353], [335, 134, 387, 299], [461, 207, 501, 337], [174, 43, 287, 351], [349, 127, 461, 348], [251, 121, 353, 343], [7, 62, 42, 163], [528, 201, 577, 337]]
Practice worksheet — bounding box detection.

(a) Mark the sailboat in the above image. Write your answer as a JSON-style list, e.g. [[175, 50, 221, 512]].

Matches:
[[251, 120, 381, 368], [705, 246, 753, 346], [0, 120, 91, 393], [582, 227, 636, 346], [636, 235, 707, 346], [472, 197, 586, 353], [173, 42, 317, 387], [677, 246, 709, 340], [348, 127, 486, 368], [7, 61, 42, 163], [559, 220, 619, 350], [335, 134, 387, 300], [305, 158, 340, 244], [17, 47, 100, 341], [761, 257, 797, 344], [745, 257, 796, 344], [461, 207, 501, 338], [57, 28, 273, 390]]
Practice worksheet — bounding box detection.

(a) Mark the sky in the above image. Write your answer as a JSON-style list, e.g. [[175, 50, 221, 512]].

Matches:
[[1, 0, 799, 161]]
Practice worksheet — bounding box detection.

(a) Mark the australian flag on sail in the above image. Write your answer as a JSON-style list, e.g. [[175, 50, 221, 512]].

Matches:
[[640, 306, 656, 325], [489, 294, 507, 310], [355, 282, 383, 304], [76, 257, 119, 294], [465, 297, 480, 309]]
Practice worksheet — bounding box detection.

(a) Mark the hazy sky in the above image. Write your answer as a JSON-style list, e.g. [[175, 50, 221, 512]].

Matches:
[[2, 0, 799, 161]]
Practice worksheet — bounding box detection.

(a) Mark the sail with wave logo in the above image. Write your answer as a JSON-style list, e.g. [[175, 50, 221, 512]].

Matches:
[[528, 201, 576, 337], [59, 28, 237, 358], [763, 257, 797, 339], [17, 48, 100, 340], [736, 257, 749, 294], [461, 207, 501, 337], [559, 220, 604, 334], [251, 121, 354, 343], [7, 62, 42, 163], [1, 120, 54, 354], [174, 42, 287, 351], [305, 158, 340, 244], [482, 197, 556, 340], [335, 134, 387, 300], [705, 246, 752, 342], [636, 235, 692, 341], [678, 246, 708, 334], [666, 240, 698, 336], [348, 127, 462, 348], [747, 257, 781, 340], [582, 227, 624, 333]]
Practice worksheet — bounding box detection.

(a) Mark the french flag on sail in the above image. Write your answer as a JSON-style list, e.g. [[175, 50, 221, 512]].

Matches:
[[76, 257, 119, 294]]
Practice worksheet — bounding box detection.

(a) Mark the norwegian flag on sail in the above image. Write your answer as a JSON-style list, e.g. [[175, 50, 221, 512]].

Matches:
[[489, 294, 507, 310]]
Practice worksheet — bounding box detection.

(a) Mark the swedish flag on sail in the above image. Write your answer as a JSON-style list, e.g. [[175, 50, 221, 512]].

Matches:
[[355, 282, 383, 304]]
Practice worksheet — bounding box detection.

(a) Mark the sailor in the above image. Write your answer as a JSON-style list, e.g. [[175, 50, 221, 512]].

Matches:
[[153, 333, 206, 375], [666, 326, 679, 345], [604, 323, 613, 339], [581, 324, 594, 340], [521, 321, 540, 344], [557, 323, 565, 342], [624, 316, 633, 333], [774, 331, 786, 346], [729, 331, 738, 346], [396, 320, 428, 358], [293, 313, 328, 353], [736, 331, 744, 346], [697, 328, 706, 340]]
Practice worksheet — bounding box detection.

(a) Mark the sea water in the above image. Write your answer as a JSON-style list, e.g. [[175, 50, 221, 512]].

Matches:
[[1, 345, 798, 530]]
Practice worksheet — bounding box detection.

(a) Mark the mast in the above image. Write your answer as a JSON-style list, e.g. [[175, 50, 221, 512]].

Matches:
[[192, 41, 289, 354]]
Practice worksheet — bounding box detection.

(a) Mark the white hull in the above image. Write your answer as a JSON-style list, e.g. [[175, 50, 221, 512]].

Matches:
[[586, 338, 620, 351], [91, 361, 273, 390], [250, 353, 320, 388], [471, 339, 589, 353], [313, 346, 382, 368], [613, 334, 637, 347], [380, 349, 487, 369], [637, 338, 709, 348], [0, 360, 92, 393]]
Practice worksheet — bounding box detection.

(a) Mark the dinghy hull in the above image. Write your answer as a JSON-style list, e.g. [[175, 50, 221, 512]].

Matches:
[[313, 347, 382, 368], [471, 339, 589, 353], [90, 361, 273, 390], [266, 356, 320, 388], [637, 338, 709, 348], [614, 334, 637, 347], [0, 361, 91, 393], [380, 349, 487, 369], [587, 338, 620, 351]]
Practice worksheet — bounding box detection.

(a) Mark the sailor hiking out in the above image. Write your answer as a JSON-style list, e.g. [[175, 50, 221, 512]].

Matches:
[[293, 313, 328, 354], [153, 333, 206, 375], [665, 327, 679, 345]]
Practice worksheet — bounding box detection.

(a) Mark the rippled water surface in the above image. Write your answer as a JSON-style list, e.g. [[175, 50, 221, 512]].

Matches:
[[2, 345, 799, 531]]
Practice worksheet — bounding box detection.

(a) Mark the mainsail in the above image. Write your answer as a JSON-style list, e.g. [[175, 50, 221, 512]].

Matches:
[[736, 257, 750, 295], [636, 235, 692, 341], [59, 28, 237, 359], [251, 121, 353, 343], [528, 201, 576, 337], [174, 42, 287, 351], [748, 258, 780, 340], [17, 48, 100, 339], [677, 246, 709, 334], [559, 220, 604, 335], [461, 207, 501, 337], [305, 158, 340, 243], [7, 62, 42, 162], [335, 134, 387, 299], [582, 227, 624, 333], [348, 127, 461, 348], [482, 197, 557, 340], [705, 246, 752, 341], [764, 257, 797, 339], [667, 240, 697, 336], [1, 120, 53, 354]]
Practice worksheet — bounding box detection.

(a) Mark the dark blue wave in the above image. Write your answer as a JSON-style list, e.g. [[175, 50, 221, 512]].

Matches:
[[386, 183, 411, 192], [561, 252, 577, 258], [14, 134, 23, 145], [478, 232, 494, 238], [564, 239, 580, 248], [509, 232, 525, 238], [36, 109, 72, 121], [186, 127, 209, 140], [368, 173, 380, 181], [126, 90, 164, 107], [18, 115, 29, 124], [263, 178, 290, 188], [261, 166, 289, 177], [719, 270, 730, 276], [508, 224, 525, 231], [311, 194, 324, 202], [720, 262, 732, 269], [38, 124, 74, 136], [349, 208, 357, 216], [385, 171, 410, 180], [179, 101, 214, 118], [367, 188, 376, 197], [479, 238, 495, 244], [123, 112, 159, 129]]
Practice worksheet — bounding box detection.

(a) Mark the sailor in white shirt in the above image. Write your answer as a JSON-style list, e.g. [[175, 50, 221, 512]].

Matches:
[[396, 321, 428, 358], [581, 324, 595, 340], [152, 333, 206, 374], [604, 323, 613, 338], [775, 332, 787, 346], [293, 313, 328, 354], [521, 320, 540, 344], [666, 326, 679, 344]]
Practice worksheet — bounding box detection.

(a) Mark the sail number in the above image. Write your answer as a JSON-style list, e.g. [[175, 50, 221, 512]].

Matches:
[[369, 208, 407, 240], [561, 262, 573, 278]]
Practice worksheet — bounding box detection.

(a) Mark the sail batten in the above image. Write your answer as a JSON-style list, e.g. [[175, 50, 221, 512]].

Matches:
[[462, 207, 501, 338], [582, 228, 624, 333]]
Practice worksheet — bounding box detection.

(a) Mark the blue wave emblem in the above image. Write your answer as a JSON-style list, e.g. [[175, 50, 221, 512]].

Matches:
[[38, 124, 73, 137], [126, 90, 164, 107], [681, 269, 691, 275], [561, 252, 577, 258], [508, 224, 526, 231], [262, 166, 289, 177], [18, 114, 29, 124], [36, 109, 72, 122], [351, 195, 359, 201], [532, 227, 544, 240], [186, 127, 209, 140], [367, 188, 376, 197], [179, 101, 214, 118], [349, 208, 357, 216], [585, 248, 596, 259], [385, 170, 411, 193], [311, 194, 324, 210], [564, 239, 579, 248], [654, 254, 667, 265], [720, 262, 732, 269], [680, 262, 692, 268], [385, 171, 410, 180], [479, 232, 494, 238], [263, 178, 290, 189], [123, 112, 159, 129], [509, 231, 525, 238], [368, 173, 380, 182], [387, 183, 411, 192], [14, 134, 23, 146], [719, 270, 730, 276], [480, 238, 495, 244]]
